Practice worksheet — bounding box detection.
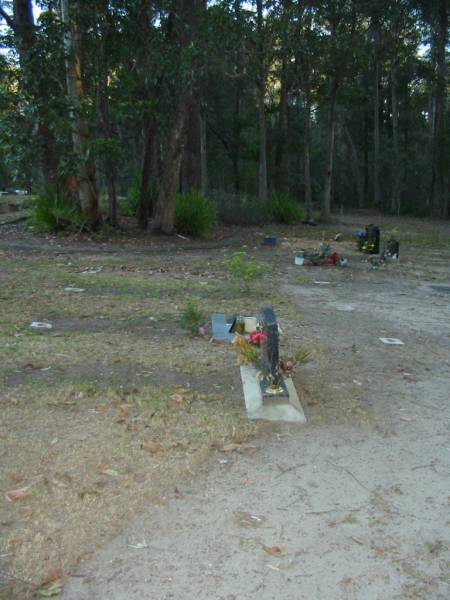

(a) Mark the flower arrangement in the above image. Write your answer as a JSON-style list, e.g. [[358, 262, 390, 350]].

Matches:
[[233, 330, 267, 367]]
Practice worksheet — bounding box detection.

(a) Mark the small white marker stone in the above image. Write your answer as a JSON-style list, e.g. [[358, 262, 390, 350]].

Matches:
[[379, 337, 404, 345], [30, 322, 52, 330]]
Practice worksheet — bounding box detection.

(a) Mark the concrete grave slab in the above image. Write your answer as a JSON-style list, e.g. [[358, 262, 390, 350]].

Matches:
[[240, 365, 306, 423]]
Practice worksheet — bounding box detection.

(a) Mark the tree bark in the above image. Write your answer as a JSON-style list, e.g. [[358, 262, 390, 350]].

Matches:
[[152, 94, 190, 235], [303, 92, 312, 220], [137, 115, 159, 229], [60, 0, 100, 228], [341, 116, 364, 209], [98, 9, 117, 226], [430, 0, 448, 217], [200, 103, 208, 196], [183, 100, 202, 192], [256, 0, 268, 205], [11, 0, 58, 183], [390, 58, 401, 215], [231, 88, 241, 194], [372, 14, 381, 208], [275, 58, 289, 193], [322, 76, 338, 221]]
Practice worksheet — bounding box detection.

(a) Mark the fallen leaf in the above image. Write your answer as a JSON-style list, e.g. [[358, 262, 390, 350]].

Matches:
[[116, 407, 129, 419], [9, 473, 24, 484], [102, 468, 119, 477], [141, 440, 161, 454], [95, 404, 106, 414], [263, 545, 282, 555], [78, 490, 100, 500], [41, 569, 62, 586], [5, 485, 32, 502]]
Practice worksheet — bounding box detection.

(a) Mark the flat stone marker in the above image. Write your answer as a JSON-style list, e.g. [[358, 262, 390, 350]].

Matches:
[[240, 365, 306, 423], [211, 313, 234, 343]]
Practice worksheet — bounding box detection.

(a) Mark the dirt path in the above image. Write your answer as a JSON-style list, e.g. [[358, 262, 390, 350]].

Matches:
[[61, 244, 450, 599]]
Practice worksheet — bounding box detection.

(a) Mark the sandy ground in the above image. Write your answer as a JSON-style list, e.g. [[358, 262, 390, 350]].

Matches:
[[59, 226, 450, 599]]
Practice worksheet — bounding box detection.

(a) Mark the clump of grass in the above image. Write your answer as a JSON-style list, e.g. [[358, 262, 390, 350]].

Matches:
[[180, 303, 203, 335], [266, 193, 304, 224], [175, 190, 216, 237], [28, 185, 86, 233], [226, 251, 267, 292]]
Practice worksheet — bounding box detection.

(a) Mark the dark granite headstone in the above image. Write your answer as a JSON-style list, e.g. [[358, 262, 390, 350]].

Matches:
[[259, 306, 288, 398], [365, 224, 380, 254]]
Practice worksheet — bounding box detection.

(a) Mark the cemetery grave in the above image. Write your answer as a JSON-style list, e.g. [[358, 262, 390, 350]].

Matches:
[[0, 214, 449, 598]]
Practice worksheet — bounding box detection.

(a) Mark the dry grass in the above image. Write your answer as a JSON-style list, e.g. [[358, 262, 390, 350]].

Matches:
[[0, 249, 267, 598], [1, 215, 449, 597]]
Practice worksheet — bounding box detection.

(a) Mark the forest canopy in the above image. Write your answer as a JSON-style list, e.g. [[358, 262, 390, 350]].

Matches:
[[0, 0, 448, 232]]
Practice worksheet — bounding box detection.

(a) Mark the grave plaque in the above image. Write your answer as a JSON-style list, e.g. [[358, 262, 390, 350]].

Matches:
[[259, 306, 288, 398]]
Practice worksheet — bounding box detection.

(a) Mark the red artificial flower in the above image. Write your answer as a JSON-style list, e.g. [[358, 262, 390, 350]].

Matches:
[[249, 331, 267, 346]]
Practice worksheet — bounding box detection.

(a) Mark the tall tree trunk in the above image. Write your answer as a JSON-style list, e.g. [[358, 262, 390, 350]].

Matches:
[[152, 95, 190, 235], [137, 115, 158, 229], [431, 0, 448, 217], [256, 0, 268, 205], [372, 14, 381, 208], [60, 0, 100, 228], [200, 103, 208, 196], [231, 88, 241, 194], [183, 100, 202, 191], [275, 58, 289, 193], [390, 58, 401, 215], [11, 0, 58, 183], [98, 11, 117, 226], [322, 77, 338, 221], [363, 109, 370, 205], [341, 116, 364, 209], [258, 85, 268, 204], [303, 92, 312, 220]]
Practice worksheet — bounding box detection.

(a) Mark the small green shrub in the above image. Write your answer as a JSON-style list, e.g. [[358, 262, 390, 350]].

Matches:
[[266, 193, 304, 224], [28, 185, 86, 233], [121, 174, 154, 217], [175, 190, 216, 237], [226, 251, 267, 291], [180, 303, 204, 335]]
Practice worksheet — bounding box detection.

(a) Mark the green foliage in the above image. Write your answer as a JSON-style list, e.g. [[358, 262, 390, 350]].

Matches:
[[28, 186, 86, 233], [180, 303, 203, 336], [226, 251, 267, 291], [175, 190, 216, 238], [120, 174, 154, 217], [266, 193, 304, 224]]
